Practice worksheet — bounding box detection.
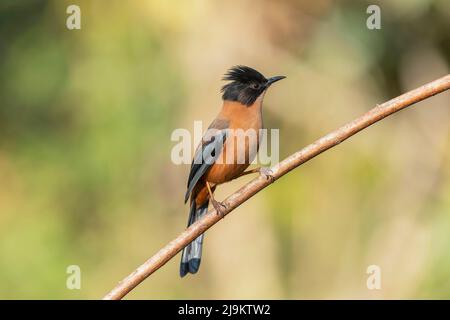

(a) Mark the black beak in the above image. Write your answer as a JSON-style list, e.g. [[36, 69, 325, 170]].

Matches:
[[266, 75, 286, 86]]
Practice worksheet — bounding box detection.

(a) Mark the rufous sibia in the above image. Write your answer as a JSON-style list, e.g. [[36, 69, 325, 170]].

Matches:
[[180, 66, 285, 277]]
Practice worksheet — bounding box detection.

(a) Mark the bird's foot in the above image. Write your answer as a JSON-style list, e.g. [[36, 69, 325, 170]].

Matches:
[[259, 167, 275, 183], [211, 199, 227, 218]]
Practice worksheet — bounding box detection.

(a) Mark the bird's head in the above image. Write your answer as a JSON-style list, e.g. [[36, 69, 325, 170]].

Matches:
[[221, 65, 285, 106]]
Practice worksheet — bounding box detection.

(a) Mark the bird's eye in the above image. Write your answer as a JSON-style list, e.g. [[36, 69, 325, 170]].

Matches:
[[250, 83, 260, 90]]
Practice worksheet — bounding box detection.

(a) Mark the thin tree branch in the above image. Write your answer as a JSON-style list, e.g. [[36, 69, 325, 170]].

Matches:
[[104, 74, 450, 300]]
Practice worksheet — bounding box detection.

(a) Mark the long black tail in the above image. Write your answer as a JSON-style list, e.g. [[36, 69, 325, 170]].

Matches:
[[180, 201, 209, 277]]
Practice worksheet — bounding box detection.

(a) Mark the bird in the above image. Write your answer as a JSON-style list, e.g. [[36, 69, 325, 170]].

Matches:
[[180, 65, 285, 277]]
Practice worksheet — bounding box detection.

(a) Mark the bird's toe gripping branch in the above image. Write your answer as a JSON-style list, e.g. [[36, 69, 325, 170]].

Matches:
[[211, 199, 227, 218], [259, 167, 275, 184], [205, 181, 227, 218]]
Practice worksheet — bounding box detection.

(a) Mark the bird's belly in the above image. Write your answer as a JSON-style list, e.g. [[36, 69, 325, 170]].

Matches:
[[205, 132, 258, 184], [205, 162, 250, 184]]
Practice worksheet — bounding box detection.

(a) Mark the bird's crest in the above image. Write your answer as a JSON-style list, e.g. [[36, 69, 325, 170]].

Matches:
[[222, 65, 266, 86]]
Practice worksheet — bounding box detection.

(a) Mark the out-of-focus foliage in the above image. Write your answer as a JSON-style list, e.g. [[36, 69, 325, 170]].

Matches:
[[0, 0, 449, 299]]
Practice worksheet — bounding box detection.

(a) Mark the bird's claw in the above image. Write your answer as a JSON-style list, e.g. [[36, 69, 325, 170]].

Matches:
[[259, 167, 275, 183], [211, 199, 227, 218]]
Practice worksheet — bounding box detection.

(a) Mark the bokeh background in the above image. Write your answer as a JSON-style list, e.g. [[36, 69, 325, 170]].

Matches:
[[0, 0, 449, 299]]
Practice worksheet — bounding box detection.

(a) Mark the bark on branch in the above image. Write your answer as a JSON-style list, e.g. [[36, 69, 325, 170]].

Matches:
[[104, 74, 450, 300]]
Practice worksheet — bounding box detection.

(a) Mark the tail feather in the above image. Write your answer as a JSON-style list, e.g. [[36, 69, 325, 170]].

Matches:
[[180, 201, 209, 277]]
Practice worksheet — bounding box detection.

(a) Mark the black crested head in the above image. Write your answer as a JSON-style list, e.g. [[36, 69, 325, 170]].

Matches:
[[221, 65, 285, 106]]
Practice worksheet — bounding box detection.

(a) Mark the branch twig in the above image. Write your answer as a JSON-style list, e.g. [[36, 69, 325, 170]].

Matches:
[[104, 74, 450, 300]]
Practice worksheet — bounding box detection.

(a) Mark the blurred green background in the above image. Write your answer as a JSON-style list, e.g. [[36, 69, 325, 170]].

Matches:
[[0, 0, 449, 299]]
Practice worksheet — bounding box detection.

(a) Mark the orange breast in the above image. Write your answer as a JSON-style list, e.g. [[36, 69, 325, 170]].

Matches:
[[205, 100, 263, 185]]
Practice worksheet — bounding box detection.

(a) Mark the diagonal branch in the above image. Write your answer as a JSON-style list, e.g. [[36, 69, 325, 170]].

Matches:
[[103, 74, 450, 300]]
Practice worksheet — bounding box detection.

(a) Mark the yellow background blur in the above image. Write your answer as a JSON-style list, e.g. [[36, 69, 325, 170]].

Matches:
[[0, 0, 449, 299]]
